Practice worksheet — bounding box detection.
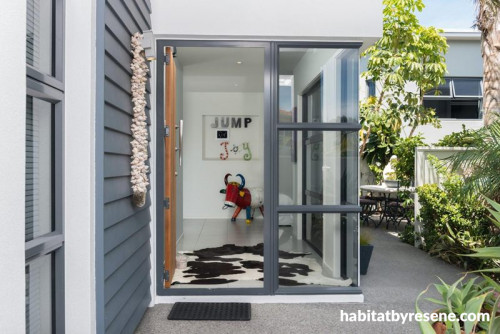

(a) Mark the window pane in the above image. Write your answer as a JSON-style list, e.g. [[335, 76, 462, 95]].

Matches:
[[279, 48, 359, 123], [451, 101, 480, 119], [453, 78, 482, 97], [424, 78, 452, 97], [26, 254, 53, 334], [26, 0, 53, 75], [26, 96, 53, 242], [423, 99, 450, 118], [278, 213, 358, 287], [279, 131, 358, 206]]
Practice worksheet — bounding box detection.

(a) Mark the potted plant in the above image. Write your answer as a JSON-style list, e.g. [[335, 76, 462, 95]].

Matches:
[[384, 171, 399, 188], [360, 229, 374, 275]]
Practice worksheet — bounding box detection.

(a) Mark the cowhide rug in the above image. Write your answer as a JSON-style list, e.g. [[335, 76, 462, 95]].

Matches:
[[172, 243, 352, 287]]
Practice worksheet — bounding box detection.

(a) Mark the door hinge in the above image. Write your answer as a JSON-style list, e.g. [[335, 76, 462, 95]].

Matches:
[[164, 125, 170, 137], [164, 198, 170, 209], [163, 269, 170, 282], [164, 47, 177, 65]]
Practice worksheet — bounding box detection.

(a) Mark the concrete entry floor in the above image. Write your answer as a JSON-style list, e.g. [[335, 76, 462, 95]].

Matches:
[[137, 224, 468, 333]]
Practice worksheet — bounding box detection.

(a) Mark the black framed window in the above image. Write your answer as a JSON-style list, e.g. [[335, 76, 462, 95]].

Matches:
[[423, 77, 483, 119], [25, 0, 64, 332]]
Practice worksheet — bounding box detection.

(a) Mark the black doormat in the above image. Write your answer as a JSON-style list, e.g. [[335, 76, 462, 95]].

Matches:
[[167, 302, 251, 321]]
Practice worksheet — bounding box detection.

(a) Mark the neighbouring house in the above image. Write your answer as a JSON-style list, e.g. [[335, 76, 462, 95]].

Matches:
[[360, 30, 484, 145], [0, 1, 383, 333]]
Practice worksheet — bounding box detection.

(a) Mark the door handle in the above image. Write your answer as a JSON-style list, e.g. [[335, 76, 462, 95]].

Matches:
[[175, 120, 183, 166]]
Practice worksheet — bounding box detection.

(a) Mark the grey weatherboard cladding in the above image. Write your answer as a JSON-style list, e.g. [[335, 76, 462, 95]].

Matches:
[[97, 0, 152, 333]]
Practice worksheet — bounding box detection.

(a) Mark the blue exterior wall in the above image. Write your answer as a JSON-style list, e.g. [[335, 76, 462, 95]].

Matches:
[[96, 1, 152, 333]]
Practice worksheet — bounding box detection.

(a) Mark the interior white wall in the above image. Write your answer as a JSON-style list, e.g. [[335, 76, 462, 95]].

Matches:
[[0, 1, 27, 332], [289, 50, 351, 278], [151, 0, 382, 45], [294, 50, 339, 102], [64, 0, 96, 332], [321, 59, 342, 278], [183, 92, 264, 219], [175, 59, 184, 241]]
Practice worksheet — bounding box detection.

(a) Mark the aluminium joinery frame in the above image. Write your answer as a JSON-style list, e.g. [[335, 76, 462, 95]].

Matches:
[[155, 40, 362, 296]]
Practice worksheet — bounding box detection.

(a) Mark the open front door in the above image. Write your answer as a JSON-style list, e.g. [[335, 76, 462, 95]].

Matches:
[[163, 47, 177, 288]]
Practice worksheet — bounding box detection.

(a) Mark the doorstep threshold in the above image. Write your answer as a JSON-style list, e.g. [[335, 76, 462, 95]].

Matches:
[[155, 293, 364, 304]]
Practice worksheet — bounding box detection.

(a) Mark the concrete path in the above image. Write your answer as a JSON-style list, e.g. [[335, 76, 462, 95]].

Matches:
[[135, 225, 467, 333]]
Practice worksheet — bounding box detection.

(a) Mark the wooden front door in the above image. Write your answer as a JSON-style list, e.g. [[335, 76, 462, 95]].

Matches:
[[163, 47, 177, 288]]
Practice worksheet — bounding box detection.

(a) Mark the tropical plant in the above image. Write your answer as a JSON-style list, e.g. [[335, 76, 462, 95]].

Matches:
[[467, 198, 500, 275], [393, 134, 427, 186], [416, 276, 494, 333], [360, 228, 373, 246], [475, 0, 500, 125], [416, 199, 500, 334], [448, 120, 500, 202], [360, 0, 447, 159], [435, 124, 483, 148]]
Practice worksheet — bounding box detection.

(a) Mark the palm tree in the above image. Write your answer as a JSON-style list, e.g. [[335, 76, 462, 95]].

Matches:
[[476, 0, 500, 125]]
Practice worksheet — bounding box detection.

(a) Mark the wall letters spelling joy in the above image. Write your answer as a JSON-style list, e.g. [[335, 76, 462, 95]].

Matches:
[[203, 115, 259, 161]]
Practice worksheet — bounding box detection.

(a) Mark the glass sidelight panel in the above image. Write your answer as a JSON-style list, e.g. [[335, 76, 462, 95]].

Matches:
[[278, 48, 359, 123], [278, 130, 358, 206], [278, 213, 358, 287]]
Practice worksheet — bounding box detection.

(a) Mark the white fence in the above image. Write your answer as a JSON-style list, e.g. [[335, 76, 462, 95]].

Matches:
[[413, 146, 468, 247]]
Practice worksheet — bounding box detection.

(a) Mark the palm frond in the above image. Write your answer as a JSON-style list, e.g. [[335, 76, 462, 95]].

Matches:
[[447, 121, 500, 201]]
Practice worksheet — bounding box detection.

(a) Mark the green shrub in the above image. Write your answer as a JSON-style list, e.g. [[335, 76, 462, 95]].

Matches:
[[398, 223, 415, 245], [416, 158, 494, 270], [435, 124, 482, 147]]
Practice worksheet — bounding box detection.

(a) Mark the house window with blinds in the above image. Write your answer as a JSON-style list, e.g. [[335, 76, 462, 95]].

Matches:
[[25, 96, 54, 242], [26, 0, 53, 75], [25, 0, 65, 332]]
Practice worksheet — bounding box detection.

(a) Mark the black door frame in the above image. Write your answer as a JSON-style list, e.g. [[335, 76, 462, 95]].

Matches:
[[155, 40, 362, 296]]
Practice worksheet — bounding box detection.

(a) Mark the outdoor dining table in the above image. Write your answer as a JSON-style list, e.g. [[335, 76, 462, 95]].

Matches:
[[360, 184, 415, 228], [360, 184, 415, 195]]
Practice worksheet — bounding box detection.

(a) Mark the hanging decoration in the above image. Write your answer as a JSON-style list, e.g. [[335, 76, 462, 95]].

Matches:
[[130, 33, 149, 207]]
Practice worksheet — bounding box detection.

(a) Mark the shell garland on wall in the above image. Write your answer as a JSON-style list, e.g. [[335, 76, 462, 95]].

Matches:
[[130, 33, 149, 207]]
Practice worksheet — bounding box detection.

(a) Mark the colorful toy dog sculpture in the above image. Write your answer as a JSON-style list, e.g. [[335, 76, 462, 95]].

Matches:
[[220, 173, 264, 224]]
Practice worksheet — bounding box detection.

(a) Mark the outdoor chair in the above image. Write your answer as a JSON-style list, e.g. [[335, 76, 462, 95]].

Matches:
[[360, 196, 378, 226], [383, 190, 414, 230]]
